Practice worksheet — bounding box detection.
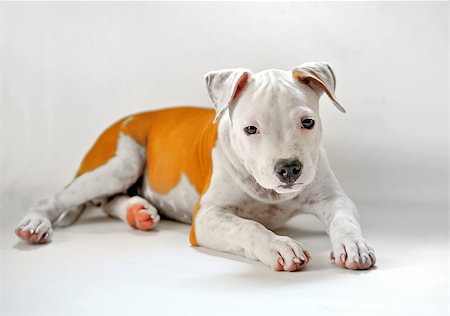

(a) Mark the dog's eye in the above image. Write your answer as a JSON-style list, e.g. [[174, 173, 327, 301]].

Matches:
[[244, 126, 259, 135], [301, 118, 315, 130]]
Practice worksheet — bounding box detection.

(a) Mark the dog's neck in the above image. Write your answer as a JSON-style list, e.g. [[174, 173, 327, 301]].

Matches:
[[217, 119, 301, 204]]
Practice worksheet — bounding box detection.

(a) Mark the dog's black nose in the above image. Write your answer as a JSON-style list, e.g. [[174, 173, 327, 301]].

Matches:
[[274, 159, 302, 184]]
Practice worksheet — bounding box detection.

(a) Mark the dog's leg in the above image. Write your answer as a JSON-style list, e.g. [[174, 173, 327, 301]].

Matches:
[[310, 196, 376, 270], [194, 206, 311, 272], [307, 151, 376, 270], [103, 195, 160, 231], [15, 134, 145, 244]]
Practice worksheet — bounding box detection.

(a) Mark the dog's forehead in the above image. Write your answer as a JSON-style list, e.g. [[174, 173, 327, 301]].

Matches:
[[235, 69, 319, 119]]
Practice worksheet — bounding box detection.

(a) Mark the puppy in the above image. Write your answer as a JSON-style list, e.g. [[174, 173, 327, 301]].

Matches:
[[15, 62, 376, 271]]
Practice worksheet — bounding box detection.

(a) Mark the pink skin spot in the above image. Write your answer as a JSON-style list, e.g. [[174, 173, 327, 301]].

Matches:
[[126, 204, 155, 231], [330, 251, 375, 270], [339, 254, 347, 268], [286, 262, 299, 272], [15, 228, 48, 244], [348, 261, 359, 270], [275, 257, 284, 271], [274, 251, 310, 272]]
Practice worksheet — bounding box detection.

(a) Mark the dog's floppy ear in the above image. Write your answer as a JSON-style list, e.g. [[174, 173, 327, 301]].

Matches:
[[204, 68, 252, 123], [292, 62, 346, 113]]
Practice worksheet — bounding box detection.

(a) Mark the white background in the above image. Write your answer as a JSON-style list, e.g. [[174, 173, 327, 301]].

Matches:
[[0, 2, 448, 316], [0, 2, 447, 205]]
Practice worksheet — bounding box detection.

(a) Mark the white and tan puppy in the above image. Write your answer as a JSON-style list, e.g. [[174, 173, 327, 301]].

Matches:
[[15, 62, 376, 271]]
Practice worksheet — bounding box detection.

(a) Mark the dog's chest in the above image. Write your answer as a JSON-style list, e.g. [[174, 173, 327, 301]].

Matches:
[[230, 199, 299, 230]]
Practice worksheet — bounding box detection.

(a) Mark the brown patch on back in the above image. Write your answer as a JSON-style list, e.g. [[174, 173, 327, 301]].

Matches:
[[122, 108, 217, 195], [75, 118, 126, 177]]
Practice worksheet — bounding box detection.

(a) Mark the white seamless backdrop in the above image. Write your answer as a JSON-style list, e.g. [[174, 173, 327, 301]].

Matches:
[[0, 3, 448, 316], [0, 2, 447, 209]]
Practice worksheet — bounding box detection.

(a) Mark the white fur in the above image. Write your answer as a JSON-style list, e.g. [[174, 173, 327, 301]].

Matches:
[[142, 173, 198, 223], [195, 63, 375, 270]]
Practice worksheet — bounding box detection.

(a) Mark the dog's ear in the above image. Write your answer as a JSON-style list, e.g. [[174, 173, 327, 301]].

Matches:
[[204, 68, 252, 123], [292, 62, 346, 113]]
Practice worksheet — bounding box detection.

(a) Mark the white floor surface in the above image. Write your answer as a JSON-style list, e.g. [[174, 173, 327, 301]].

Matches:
[[0, 191, 448, 316]]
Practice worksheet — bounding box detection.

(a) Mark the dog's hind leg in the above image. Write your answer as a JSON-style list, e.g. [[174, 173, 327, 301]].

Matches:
[[103, 195, 160, 231], [15, 132, 146, 244]]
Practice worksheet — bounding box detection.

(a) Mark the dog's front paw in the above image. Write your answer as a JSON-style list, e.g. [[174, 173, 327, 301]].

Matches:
[[15, 213, 53, 244], [256, 236, 311, 272], [330, 237, 376, 270]]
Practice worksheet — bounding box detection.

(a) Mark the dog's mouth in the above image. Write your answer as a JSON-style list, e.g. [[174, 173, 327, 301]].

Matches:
[[278, 182, 303, 189], [273, 182, 305, 194]]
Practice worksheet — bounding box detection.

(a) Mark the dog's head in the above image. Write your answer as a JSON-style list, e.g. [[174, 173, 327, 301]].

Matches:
[[205, 62, 345, 194]]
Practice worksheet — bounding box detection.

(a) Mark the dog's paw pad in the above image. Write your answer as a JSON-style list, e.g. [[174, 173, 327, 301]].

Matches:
[[126, 204, 159, 231]]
